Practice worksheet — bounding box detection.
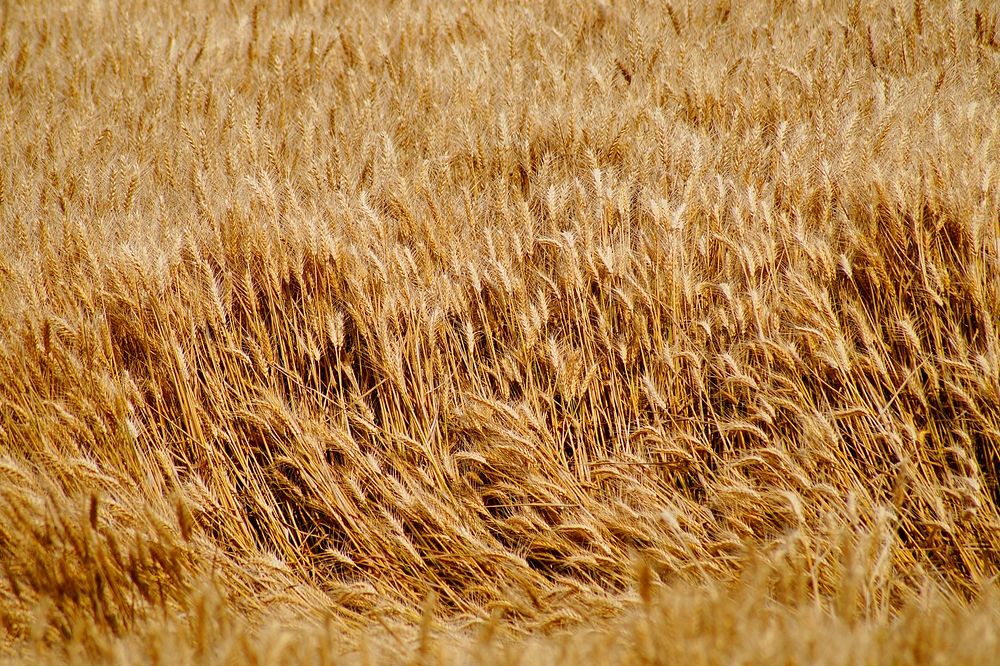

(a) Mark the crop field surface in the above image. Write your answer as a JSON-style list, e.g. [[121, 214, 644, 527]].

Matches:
[[1, 0, 1000, 663]]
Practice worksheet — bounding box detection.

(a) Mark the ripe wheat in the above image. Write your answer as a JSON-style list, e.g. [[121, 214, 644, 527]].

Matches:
[[1, 0, 1000, 663]]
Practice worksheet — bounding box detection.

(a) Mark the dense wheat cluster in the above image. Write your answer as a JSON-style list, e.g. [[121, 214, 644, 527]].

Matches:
[[2, 0, 1000, 662]]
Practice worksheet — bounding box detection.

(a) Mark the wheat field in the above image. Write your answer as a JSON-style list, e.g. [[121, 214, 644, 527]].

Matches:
[[1, 0, 1000, 663]]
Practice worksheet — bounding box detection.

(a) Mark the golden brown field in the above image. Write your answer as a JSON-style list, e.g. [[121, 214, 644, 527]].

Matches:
[[2, 0, 1000, 662]]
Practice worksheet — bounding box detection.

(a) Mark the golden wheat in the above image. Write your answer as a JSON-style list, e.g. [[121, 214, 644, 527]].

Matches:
[[2, 0, 1000, 663]]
